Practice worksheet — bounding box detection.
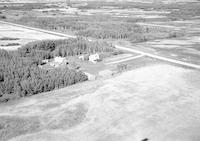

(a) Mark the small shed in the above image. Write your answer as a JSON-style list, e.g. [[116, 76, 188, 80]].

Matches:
[[78, 54, 89, 61], [41, 59, 49, 64], [89, 54, 100, 63], [84, 72, 96, 81], [50, 57, 68, 67], [98, 70, 113, 78], [79, 55, 85, 60]]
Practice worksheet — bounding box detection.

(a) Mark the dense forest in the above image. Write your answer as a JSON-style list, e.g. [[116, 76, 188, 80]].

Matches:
[[0, 38, 114, 102], [15, 16, 181, 42]]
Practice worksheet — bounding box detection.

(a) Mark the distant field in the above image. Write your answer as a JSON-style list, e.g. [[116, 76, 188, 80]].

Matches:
[[127, 19, 200, 65], [0, 22, 66, 50]]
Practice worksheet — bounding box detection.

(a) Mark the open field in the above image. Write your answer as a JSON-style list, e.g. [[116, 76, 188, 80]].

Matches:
[[0, 22, 68, 50], [0, 63, 200, 141], [127, 19, 200, 65], [32, 6, 170, 19]]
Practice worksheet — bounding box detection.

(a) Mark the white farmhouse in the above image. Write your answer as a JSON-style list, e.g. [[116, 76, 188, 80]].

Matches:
[[50, 57, 68, 67], [89, 54, 100, 63], [54, 57, 67, 63]]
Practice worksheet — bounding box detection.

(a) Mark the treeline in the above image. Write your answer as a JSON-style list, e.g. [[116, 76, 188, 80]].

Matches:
[[0, 38, 114, 102], [76, 23, 181, 41], [16, 16, 89, 32], [77, 23, 144, 39], [19, 38, 115, 62], [16, 16, 182, 42], [0, 3, 54, 11]]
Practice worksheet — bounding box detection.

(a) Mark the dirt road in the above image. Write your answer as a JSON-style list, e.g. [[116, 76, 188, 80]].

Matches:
[[115, 45, 200, 69]]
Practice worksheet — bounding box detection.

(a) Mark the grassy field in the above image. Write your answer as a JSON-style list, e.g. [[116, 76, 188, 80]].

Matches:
[[128, 19, 200, 65], [1, 63, 200, 141]]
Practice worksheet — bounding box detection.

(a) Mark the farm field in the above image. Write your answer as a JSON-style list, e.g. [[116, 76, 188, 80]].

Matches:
[[138, 36, 200, 65], [131, 19, 200, 65], [110, 18, 200, 67], [0, 22, 67, 50]]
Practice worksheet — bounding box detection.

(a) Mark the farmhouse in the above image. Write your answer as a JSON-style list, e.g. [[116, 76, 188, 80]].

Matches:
[[89, 54, 100, 63], [54, 56, 67, 63], [50, 57, 68, 67]]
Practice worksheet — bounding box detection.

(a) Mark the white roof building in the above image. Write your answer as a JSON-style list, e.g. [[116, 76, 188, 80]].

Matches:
[[84, 72, 96, 81], [50, 57, 68, 68], [89, 54, 100, 63], [78, 55, 85, 60], [54, 57, 67, 63]]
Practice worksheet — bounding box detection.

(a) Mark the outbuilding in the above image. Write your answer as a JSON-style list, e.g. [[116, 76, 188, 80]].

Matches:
[[79, 55, 85, 60], [54, 57, 67, 64], [84, 72, 96, 81], [89, 54, 100, 63], [50, 57, 68, 67]]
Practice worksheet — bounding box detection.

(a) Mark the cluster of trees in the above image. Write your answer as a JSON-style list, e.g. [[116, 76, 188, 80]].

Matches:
[[19, 38, 115, 62], [16, 16, 181, 42], [76, 23, 176, 41], [17, 16, 89, 32], [0, 3, 54, 11], [0, 49, 87, 102], [0, 38, 115, 102], [76, 23, 143, 39]]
